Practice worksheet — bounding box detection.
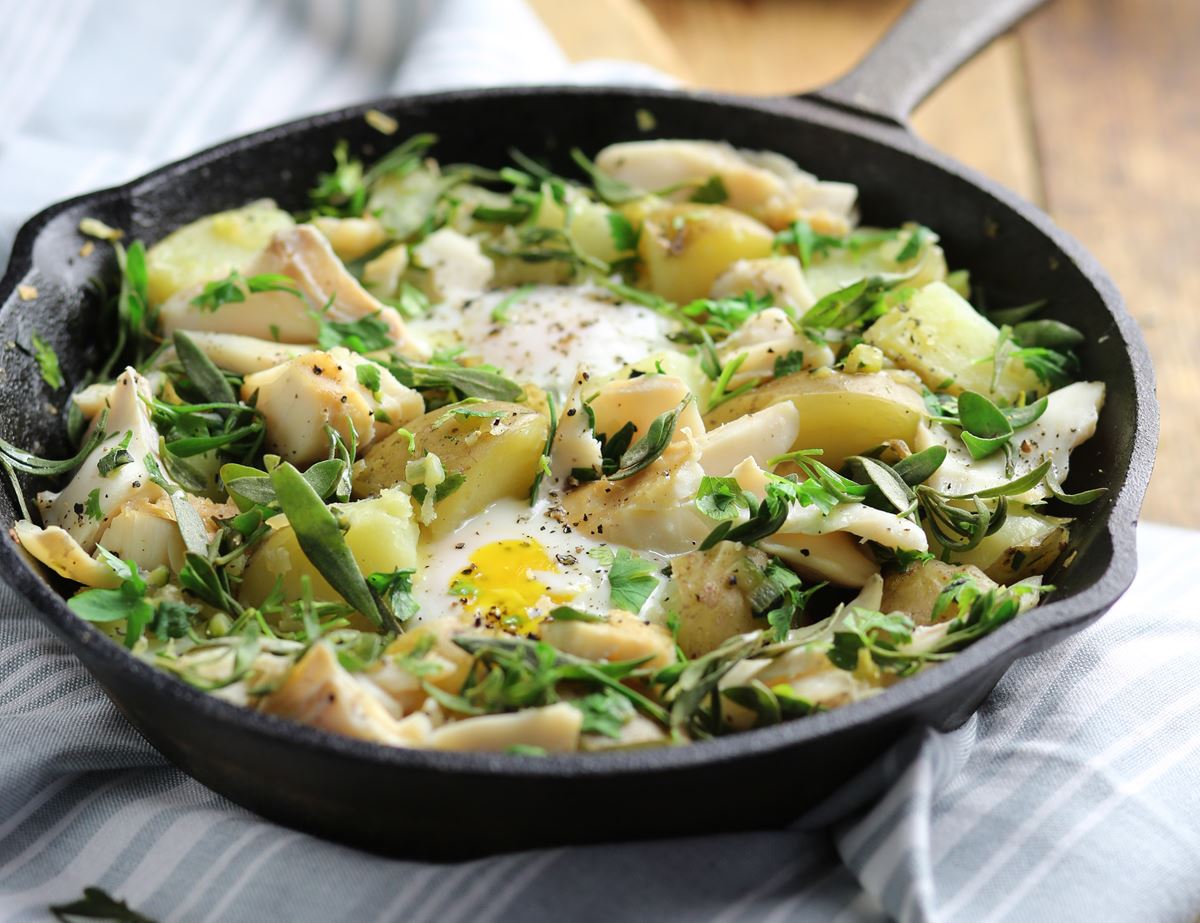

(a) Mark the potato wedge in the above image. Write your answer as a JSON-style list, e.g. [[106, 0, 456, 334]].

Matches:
[[704, 368, 925, 467], [863, 281, 1044, 401], [352, 400, 550, 538], [880, 559, 997, 625], [240, 488, 419, 607], [668, 544, 768, 657], [145, 199, 294, 305], [630, 202, 774, 303]]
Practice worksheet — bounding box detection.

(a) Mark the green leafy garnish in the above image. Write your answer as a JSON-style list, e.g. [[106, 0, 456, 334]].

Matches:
[[601, 397, 689, 481], [410, 471, 466, 504], [315, 312, 393, 354], [569, 148, 642, 204], [269, 461, 384, 628], [172, 331, 237, 404], [573, 690, 636, 737], [695, 475, 751, 521], [385, 357, 524, 402], [68, 557, 153, 649], [606, 212, 640, 252], [84, 487, 103, 521], [51, 886, 158, 923], [367, 568, 420, 624], [774, 350, 805, 377], [605, 548, 659, 614], [97, 431, 133, 477], [689, 175, 728, 204], [355, 362, 382, 394], [190, 269, 299, 312], [31, 333, 63, 389]]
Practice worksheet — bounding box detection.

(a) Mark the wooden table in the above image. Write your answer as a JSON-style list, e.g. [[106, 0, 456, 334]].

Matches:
[[531, 0, 1198, 527]]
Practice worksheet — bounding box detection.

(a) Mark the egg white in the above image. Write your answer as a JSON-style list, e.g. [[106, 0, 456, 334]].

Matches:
[[410, 282, 677, 395]]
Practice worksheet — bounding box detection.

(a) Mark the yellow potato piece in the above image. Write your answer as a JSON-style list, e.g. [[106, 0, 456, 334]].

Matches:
[[630, 202, 774, 303], [352, 400, 550, 538], [880, 559, 996, 625], [704, 368, 925, 467], [240, 488, 419, 607], [863, 281, 1044, 401], [668, 544, 767, 658], [145, 199, 294, 305]]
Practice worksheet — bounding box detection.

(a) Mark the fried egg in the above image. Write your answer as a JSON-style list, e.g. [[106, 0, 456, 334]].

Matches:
[[412, 497, 670, 631], [410, 283, 677, 394]]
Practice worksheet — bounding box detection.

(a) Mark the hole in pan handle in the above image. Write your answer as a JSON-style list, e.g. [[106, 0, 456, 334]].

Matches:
[[803, 0, 1048, 127]]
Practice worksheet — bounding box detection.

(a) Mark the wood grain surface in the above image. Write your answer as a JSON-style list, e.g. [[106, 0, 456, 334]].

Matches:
[[537, 0, 1194, 525]]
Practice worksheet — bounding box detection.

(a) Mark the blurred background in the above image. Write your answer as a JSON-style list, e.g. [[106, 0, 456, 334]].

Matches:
[[534, 0, 1197, 528]]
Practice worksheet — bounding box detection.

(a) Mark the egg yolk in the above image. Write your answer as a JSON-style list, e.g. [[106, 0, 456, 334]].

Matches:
[[450, 539, 573, 628]]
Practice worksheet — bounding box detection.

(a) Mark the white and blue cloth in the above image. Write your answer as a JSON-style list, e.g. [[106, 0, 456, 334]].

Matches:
[[1, 2, 1197, 921]]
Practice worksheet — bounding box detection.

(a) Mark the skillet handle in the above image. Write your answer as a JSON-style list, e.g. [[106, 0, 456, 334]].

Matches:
[[807, 0, 1047, 125]]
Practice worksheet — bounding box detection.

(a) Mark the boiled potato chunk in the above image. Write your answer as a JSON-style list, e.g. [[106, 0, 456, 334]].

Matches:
[[704, 368, 925, 467], [145, 199, 294, 305], [933, 508, 1071, 583], [668, 544, 768, 657], [352, 400, 550, 538], [880, 559, 997, 625], [240, 488, 419, 607], [863, 282, 1044, 401], [630, 203, 774, 303]]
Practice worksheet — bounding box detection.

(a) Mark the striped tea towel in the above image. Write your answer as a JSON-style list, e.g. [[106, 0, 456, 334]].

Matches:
[[2, 2, 1198, 921]]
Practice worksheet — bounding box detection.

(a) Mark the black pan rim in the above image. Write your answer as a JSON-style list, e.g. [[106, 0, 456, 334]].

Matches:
[[0, 83, 1159, 780]]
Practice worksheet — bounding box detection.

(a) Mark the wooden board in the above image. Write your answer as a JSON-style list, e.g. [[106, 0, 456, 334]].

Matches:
[[1019, 0, 1199, 526]]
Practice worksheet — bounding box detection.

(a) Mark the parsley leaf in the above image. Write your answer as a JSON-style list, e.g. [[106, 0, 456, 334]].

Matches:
[[773, 350, 805, 377], [51, 886, 158, 923], [308, 139, 366, 217], [190, 269, 299, 312], [315, 312, 394, 353], [695, 476, 751, 521], [689, 175, 729, 204], [68, 559, 154, 649], [355, 362, 382, 394], [31, 333, 63, 389], [410, 471, 466, 504], [572, 690, 635, 737], [84, 488, 103, 521], [367, 568, 420, 623], [606, 548, 659, 614], [606, 212, 640, 252]]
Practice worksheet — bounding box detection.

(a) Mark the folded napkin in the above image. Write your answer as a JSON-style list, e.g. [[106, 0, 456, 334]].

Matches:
[[2, 3, 1197, 922]]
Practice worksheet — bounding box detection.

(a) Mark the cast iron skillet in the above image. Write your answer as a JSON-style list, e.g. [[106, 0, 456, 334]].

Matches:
[[0, 0, 1157, 857]]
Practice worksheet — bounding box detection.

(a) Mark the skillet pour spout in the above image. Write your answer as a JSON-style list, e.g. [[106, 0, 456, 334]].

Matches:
[[0, 0, 1157, 856]]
